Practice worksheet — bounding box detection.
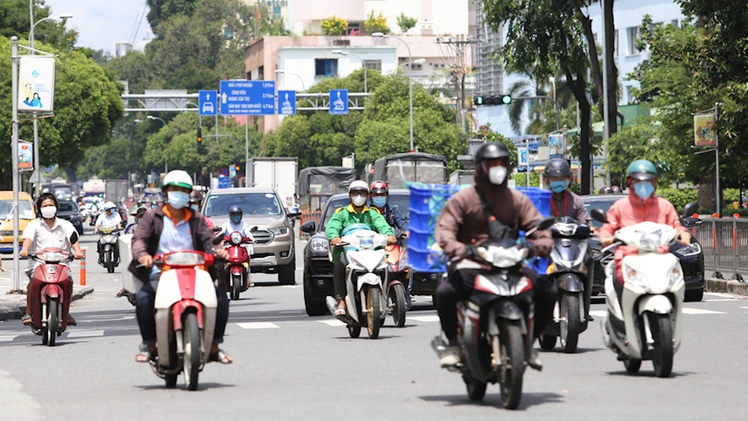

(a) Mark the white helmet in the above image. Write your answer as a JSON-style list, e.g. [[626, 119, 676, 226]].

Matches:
[[103, 201, 116, 211], [162, 170, 193, 191], [348, 180, 369, 194]]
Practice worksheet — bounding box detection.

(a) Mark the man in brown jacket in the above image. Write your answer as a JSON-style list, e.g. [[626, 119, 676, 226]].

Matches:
[[435, 142, 556, 369]]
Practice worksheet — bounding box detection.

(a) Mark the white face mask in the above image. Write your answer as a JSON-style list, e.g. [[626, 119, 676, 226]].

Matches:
[[41, 206, 57, 219], [351, 195, 367, 207], [488, 165, 507, 185]]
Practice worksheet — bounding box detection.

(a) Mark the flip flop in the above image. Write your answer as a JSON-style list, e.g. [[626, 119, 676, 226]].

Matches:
[[333, 307, 346, 317], [135, 344, 155, 363], [21, 314, 33, 325], [209, 349, 233, 364]]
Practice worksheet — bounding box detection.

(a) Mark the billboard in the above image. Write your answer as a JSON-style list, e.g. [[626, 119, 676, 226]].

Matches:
[[18, 56, 56, 113], [694, 113, 715, 147]]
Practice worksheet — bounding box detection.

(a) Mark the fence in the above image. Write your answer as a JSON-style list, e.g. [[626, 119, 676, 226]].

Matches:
[[693, 218, 748, 281]]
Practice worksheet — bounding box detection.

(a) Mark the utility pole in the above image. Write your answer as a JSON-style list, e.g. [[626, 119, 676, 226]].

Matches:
[[437, 35, 478, 133]]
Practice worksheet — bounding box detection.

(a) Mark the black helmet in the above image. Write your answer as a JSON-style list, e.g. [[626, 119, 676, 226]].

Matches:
[[228, 206, 243, 216], [543, 158, 572, 178], [474, 142, 510, 163]]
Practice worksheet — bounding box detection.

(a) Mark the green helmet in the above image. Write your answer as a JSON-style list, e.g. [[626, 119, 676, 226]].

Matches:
[[626, 159, 657, 182]]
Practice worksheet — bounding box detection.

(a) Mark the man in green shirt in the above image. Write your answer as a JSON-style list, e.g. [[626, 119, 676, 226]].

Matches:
[[326, 180, 396, 316]]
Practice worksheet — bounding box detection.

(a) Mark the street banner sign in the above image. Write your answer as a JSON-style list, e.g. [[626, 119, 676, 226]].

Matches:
[[18, 56, 56, 113], [278, 90, 297, 115], [18, 140, 32, 170], [329, 89, 348, 115], [694, 113, 715, 146], [548, 133, 565, 158], [518, 146, 528, 167], [220, 80, 276, 115], [199, 90, 218, 116]]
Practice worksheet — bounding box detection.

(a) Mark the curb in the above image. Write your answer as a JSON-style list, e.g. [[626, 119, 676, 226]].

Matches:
[[705, 278, 748, 296], [0, 286, 95, 322]]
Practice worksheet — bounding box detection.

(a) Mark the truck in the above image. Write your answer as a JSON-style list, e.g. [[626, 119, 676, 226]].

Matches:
[[449, 169, 475, 186], [82, 176, 105, 197], [371, 152, 448, 188], [105, 179, 129, 202], [296, 166, 356, 223], [246, 157, 298, 208], [41, 177, 78, 201]]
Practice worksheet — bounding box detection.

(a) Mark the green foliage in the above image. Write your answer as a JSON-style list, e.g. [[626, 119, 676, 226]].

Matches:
[[0, 1, 78, 50], [397, 13, 417, 34], [660, 188, 698, 212], [365, 11, 390, 35], [606, 117, 679, 185], [146, 0, 198, 36], [512, 172, 541, 188], [321, 15, 348, 36]]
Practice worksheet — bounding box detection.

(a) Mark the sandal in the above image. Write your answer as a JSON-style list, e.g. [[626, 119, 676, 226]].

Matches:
[[209, 348, 233, 364], [136, 344, 156, 363], [66, 315, 77, 326], [21, 314, 33, 325], [333, 307, 346, 317]]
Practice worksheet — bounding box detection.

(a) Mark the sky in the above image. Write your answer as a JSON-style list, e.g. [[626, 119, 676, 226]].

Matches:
[[44, 0, 152, 54]]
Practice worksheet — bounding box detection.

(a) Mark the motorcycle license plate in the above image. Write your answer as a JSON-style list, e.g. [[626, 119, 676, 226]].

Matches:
[[246, 245, 254, 255]]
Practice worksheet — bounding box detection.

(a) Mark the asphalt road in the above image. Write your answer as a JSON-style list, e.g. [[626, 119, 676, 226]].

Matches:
[[2, 231, 748, 420]]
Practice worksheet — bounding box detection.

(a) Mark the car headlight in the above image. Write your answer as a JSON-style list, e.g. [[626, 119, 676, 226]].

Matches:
[[269, 227, 288, 235], [673, 242, 701, 258], [310, 237, 329, 253]]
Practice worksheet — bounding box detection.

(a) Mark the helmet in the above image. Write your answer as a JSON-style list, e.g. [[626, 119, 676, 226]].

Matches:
[[626, 159, 657, 183], [348, 180, 369, 194], [162, 170, 193, 191], [228, 206, 243, 216], [134, 207, 147, 218], [189, 190, 203, 203], [369, 180, 388, 195], [543, 158, 572, 178], [103, 201, 116, 211], [474, 142, 510, 163], [599, 186, 613, 194]]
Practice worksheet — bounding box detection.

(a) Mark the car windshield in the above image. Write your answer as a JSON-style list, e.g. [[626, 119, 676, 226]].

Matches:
[[0, 199, 35, 220], [204, 193, 283, 217], [58, 201, 78, 213], [583, 196, 624, 228]]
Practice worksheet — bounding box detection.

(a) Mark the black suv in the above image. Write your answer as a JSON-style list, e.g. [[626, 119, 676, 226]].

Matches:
[[583, 194, 705, 302], [57, 200, 84, 235], [300, 190, 410, 316]]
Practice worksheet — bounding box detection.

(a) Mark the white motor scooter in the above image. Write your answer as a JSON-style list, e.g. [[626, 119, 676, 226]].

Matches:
[[325, 223, 388, 339], [592, 210, 684, 378]]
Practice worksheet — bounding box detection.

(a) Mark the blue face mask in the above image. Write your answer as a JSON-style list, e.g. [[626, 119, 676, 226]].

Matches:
[[230, 215, 242, 224], [167, 191, 190, 210], [549, 180, 569, 193], [634, 181, 655, 199], [189, 204, 199, 211], [371, 197, 387, 208]]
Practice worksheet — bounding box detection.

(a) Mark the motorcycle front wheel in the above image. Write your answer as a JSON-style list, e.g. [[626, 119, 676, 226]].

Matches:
[[650, 313, 674, 378], [106, 250, 115, 273], [560, 293, 581, 353], [389, 283, 407, 327], [45, 299, 59, 347], [498, 319, 525, 410], [366, 287, 382, 339], [230, 274, 242, 301], [183, 312, 201, 390]]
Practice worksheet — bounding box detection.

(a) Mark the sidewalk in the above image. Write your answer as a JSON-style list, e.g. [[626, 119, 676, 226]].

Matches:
[[0, 258, 94, 321]]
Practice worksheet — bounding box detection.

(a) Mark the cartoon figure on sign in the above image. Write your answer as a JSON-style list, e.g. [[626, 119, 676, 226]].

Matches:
[[22, 82, 33, 103], [333, 91, 345, 111], [281, 93, 293, 115], [23, 92, 43, 108]]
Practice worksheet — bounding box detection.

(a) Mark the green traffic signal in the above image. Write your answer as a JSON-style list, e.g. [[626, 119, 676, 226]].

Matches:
[[473, 95, 512, 106], [500, 95, 512, 104], [474, 96, 485, 106]]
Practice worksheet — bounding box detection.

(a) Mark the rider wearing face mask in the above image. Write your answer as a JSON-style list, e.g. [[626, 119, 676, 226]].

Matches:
[[599, 159, 690, 247], [326, 180, 397, 316], [368, 180, 409, 235], [219, 206, 256, 241], [543, 158, 589, 225], [435, 142, 555, 368]]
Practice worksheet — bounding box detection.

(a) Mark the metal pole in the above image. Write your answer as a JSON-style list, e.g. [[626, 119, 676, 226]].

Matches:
[[11, 36, 22, 291], [30, 2, 40, 199], [245, 115, 249, 182], [386, 35, 415, 151], [715, 102, 721, 217], [601, 0, 611, 190]]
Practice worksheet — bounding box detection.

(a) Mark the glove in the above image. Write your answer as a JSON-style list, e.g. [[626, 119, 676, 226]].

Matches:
[[462, 244, 477, 259]]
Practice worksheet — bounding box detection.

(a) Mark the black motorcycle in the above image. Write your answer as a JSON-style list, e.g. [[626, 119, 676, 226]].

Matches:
[[539, 216, 592, 353]]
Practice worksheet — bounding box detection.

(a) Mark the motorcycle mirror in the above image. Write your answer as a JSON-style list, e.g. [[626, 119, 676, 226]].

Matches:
[[681, 217, 703, 228], [211, 227, 221, 233], [590, 208, 607, 223], [212, 233, 224, 245], [250, 226, 259, 232], [682, 202, 698, 218], [536, 217, 556, 231]]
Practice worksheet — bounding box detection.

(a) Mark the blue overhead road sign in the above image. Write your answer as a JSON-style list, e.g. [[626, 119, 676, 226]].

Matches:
[[199, 90, 217, 116], [278, 90, 296, 116], [329, 89, 348, 115], [220, 80, 276, 115]]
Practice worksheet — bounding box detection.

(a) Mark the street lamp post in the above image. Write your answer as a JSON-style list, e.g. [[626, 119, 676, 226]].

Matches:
[[275, 69, 305, 91], [332, 50, 367, 93], [372, 32, 414, 151], [29, 4, 72, 198], [147, 116, 168, 172], [549, 77, 560, 131]]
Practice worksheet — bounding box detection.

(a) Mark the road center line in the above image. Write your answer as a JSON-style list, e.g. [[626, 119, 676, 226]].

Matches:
[[236, 322, 279, 329]]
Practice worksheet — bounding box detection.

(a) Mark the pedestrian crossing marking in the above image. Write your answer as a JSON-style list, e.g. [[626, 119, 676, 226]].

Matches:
[[319, 320, 345, 326], [589, 310, 608, 318], [66, 330, 105, 338], [408, 315, 440, 323], [681, 308, 725, 315], [280, 285, 300, 289], [236, 322, 279, 329], [0, 335, 18, 342]]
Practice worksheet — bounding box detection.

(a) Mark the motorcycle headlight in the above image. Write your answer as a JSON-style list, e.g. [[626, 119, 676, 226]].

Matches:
[[667, 264, 683, 289], [310, 237, 329, 253], [673, 242, 701, 258], [230, 232, 243, 245], [269, 227, 288, 235], [623, 264, 648, 291]]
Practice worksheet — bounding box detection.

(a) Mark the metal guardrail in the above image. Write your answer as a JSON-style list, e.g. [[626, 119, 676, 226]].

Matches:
[[693, 218, 748, 281]]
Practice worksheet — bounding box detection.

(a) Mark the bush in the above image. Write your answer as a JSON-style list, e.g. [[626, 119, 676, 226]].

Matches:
[[365, 11, 390, 35], [661, 188, 698, 212], [321, 15, 348, 35]]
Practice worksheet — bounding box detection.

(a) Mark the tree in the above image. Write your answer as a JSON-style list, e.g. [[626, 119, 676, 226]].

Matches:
[[365, 11, 390, 35], [146, 0, 198, 36], [397, 13, 417, 34], [321, 15, 348, 36], [0, 0, 78, 50]]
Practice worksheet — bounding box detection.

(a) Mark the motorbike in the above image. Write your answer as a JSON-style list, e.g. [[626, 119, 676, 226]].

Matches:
[[539, 216, 592, 353], [222, 228, 255, 300], [26, 248, 75, 346], [431, 217, 555, 410], [150, 249, 219, 390], [325, 223, 388, 339], [591, 208, 685, 378], [384, 230, 410, 327], [98, 226, 120, 273], [88, 206, 100, 226]]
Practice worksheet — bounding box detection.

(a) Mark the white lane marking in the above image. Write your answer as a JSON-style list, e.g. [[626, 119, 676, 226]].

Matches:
[[82, 316, 135, 322], [408, 315, 440, 323], [281, 285, 300, 289], [741, 307, 748, 310], [590, 310, 608, 318], [0, 369, 42, 421], [682, 308, 725, 315], [319, 320, 345, 326], [66, 330, 105, 338], [0, 334, 19, 342], [705, 292, 741, 300], [236, 322, 279, 329]]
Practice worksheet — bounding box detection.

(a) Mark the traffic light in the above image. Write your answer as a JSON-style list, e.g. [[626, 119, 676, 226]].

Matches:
[[473, 95, 512, 106], [234, 157, 241, 172], [197, 127, 203, 144]]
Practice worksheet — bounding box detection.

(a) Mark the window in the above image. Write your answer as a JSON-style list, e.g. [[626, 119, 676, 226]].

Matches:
[[410, 63, 422, 71], [614, 30, 619, 57], [627, 26, 640, 55], [363, 60, 382, 72], [332, 39, 350, 46], [671, 19, 679, 27], [315, 59, 338, 77]]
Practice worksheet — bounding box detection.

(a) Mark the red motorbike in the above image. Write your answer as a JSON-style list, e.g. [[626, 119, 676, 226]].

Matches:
[[384, 232, 410, 327], [222, 230, 254, 300], [27, 248, 75, 346]]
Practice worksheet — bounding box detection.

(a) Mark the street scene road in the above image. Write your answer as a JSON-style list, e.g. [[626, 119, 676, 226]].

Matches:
[[2, 232, 748, 420]]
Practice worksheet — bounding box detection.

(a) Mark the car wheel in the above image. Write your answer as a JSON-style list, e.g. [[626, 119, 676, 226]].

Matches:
[[278, 256, 296, 285], [684, 288, 704, 302], [304, 271, 328, 316]]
